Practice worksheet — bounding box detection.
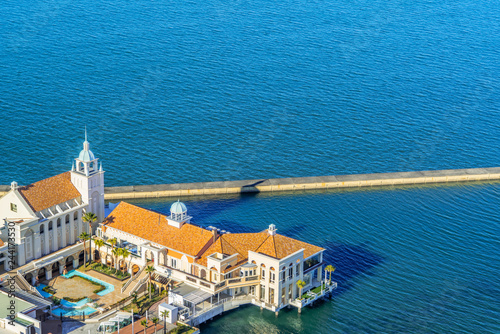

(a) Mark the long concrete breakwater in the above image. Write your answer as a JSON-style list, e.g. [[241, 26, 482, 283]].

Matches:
[[3, 167, 498, 200]]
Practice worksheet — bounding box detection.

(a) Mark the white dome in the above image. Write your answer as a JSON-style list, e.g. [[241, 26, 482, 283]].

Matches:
[[78, 142, 96, 162], [170, 200, 187, 214]]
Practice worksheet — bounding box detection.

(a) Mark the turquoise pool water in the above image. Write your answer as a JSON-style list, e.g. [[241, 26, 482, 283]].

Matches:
[[51, 306, 97, 317], [36, 270, 113, 317]]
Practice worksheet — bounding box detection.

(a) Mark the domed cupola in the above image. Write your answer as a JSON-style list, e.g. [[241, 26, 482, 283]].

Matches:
[[73, 127, 100, 176], [78, 139, 96, 162], [167, 200, 191, 228]]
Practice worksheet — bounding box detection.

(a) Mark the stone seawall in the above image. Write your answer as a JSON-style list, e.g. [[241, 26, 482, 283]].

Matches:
[[1, 167, 499, 200]]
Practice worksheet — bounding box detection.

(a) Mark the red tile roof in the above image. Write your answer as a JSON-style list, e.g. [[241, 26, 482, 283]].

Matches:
[[197, 232, 324, 269], [18, 172, 81, 212], [102, 202, 214, 258]]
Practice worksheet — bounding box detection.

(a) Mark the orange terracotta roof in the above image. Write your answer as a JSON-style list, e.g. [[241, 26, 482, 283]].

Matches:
[[102, 202, 214, 257], [197, 231, 324, 269], [0, 239, 4, 247], [18, 172, 81, 212]]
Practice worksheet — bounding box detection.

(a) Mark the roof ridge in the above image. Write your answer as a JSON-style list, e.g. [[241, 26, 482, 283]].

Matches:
[[220, 235, 247, 259], [254, 233, 271, 253], [273, 234, 278, 258]]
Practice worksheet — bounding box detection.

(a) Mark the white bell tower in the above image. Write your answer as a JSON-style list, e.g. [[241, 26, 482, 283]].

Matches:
[[70, 128, 105, 231]]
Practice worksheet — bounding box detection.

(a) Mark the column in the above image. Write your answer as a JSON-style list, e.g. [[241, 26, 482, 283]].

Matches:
[[31, 271, 37, 285], [53, 228, 58, 252], [45, 229, 50, 255], [153, 251, 158, 266], [59, 263, 64, 274], [61, 220, 67, 247], [46, 269, 52, 280], [73, 259, 79, 268], [69, 214, 75, 243]]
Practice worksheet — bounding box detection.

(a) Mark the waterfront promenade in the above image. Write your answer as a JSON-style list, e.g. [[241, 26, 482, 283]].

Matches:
[[2, 167, 499, 200]]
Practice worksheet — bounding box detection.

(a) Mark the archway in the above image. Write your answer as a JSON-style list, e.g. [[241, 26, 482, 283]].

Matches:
[[93, 250, 100, 261], [106, 254, 114, 267], [24, 273, 33, 284], [65, 256, 74, 271], [200, 269, 206, 279], [37, 268, 46, 281], [78, 251, 84, 266], [51, 262, 60, 276], [132, 264, 140, 275]]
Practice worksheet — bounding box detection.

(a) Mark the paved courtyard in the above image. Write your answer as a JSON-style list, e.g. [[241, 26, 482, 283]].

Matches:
[[45, 269, 128, 308], [49, 276, 100, 300]]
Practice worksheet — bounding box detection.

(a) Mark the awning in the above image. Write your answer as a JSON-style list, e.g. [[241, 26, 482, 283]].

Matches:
[[183, 290, 212, 305]]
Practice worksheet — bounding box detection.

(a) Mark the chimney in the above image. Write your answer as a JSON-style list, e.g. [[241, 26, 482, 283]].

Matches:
[[212, 228, 218, 243], [10, 181, 18, 190], [268, 224, 277, 236]]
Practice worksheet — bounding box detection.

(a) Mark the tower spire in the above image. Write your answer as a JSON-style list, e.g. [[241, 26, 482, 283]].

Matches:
[[83, 126, 90, 151]]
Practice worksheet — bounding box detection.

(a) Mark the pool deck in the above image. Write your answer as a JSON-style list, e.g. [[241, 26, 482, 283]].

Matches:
[[44, 269, 128, 309]]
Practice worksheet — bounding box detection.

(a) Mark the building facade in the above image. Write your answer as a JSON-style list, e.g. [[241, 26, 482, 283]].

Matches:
[[0, 134, 105, 283], [99, 200, 327, 315]]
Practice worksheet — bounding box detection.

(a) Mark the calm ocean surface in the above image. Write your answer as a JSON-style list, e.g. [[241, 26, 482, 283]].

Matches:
[[1, 0, 499, 332]]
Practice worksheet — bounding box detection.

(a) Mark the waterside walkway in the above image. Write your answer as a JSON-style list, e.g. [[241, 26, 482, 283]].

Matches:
[[1, 167, 499, 200]]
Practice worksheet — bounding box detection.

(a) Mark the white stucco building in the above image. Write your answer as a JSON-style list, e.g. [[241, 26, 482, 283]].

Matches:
[[0, 133, 104, 283]]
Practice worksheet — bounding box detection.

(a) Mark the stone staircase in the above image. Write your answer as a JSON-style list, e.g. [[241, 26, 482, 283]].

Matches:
[[124, 269, 149, 295]]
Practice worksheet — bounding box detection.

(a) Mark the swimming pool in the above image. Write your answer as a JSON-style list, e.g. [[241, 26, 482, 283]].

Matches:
[[62, 269, 115, 296], [36, 270, 114, 317], [51, 306, 97, 316]]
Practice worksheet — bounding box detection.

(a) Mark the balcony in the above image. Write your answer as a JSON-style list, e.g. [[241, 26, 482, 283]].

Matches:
[[290, 281, 337, 308], [224, 275, 260, 289]]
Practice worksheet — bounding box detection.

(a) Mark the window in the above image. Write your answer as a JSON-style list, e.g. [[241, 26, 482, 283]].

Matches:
[[262, 269, 265, 279], [10, 203, 17, 212], [288, 268, 293, 280], [270, 272, 275, 283], [296, 264, 300, 276], [171, 258, 177, 268]]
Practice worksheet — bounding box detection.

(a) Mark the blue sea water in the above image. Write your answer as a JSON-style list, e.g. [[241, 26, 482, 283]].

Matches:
[[130, 183, 500, 333], [0, 0, 499, 186], [1, 0, 500, 332]]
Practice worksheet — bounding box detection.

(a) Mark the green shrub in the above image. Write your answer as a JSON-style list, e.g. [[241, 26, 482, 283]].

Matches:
[[42, 286, 56, 294], [63, 296, 87, 303], [51, 296, 61, 305]]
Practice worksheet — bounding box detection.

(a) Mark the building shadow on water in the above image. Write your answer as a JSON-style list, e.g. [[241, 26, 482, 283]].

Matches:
[[322, 242, 385, 297]]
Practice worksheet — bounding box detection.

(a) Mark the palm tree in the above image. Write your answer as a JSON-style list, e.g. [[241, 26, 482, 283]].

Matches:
[[108, 237, 117, 267], [112, 247, 121, 271], [109, 237, 117, 249], [94, 238, 105, 264], [160, 310, 170, 334], [325, 265, 336, 284], [82, 211, 98, 235], [152, 317, 159, 333], [121, 248, 130, 276], [79, 232, 90, 271], [296, 280, 306, 299], [140, 319, 148, 334], [145, 265, 155, 300]]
